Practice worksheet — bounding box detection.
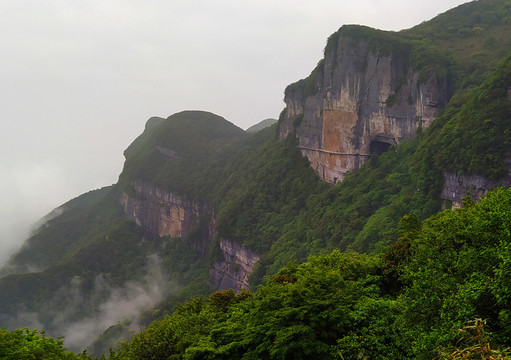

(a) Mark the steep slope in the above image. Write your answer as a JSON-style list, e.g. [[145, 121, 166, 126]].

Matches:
[[106, 187, 511, 360], [0, 111, 249, 351], [2, 1, 511, 356], [118, 114, 325, 291], [0, 186, 112, 275], [0, 186, 160, 349], [119, 110, 245, 198], [430, 53, 511, 206], [404, 0, 511, 87], [262, 53, 511, 264], [245, 118, 277, 133], [279, 25, 452, 183], [279, 0, 511, 184]]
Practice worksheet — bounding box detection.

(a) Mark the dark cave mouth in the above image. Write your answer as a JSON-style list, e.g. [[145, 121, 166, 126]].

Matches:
[[369, 139, 393, 155]]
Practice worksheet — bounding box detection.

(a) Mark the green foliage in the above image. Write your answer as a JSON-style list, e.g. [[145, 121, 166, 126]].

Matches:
[[270, 53, 511, 272], [209, 289, 253, 313], [287, 24, 457, 101], [430, 54, 511, 179], [110, 290, 253, 360], [0, 328, 88, 360], [119, 110, 245, 199], [214, 131, 326, 254], [284, 59, 324, 98], [120, 111, 326, 258], [0, 187, 153, 316], [404, 0, 511, 87], [112, 251, 405, 360], [335, 25, 409, 57], [245, 118, 277, 133], [0, 184, 213, 354], [8, 184, 511, 359], [397, 187, 511, 359], [0, 113, 325, 353], [110, 297, 216, 360], [260, 133, 443, 279], [2, 186, 113, 273], [288, 0, 511, 103]]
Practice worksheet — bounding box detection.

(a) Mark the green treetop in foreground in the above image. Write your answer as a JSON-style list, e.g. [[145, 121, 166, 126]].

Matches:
[[0, 328, 91, 360]]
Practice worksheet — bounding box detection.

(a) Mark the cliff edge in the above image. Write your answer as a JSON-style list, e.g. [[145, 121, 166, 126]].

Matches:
[[279, 26, 450, 183]]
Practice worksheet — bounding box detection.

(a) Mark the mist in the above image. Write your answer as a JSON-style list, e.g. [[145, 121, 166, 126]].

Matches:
[[59, 254, 173, 351], [0, 156, 119, 268], [5, 254, 176, 352]]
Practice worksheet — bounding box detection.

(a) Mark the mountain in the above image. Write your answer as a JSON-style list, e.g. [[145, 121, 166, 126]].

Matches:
[[245, 118, 277, 133], [280, 0, 511, 184], [1, 0, 511, 357]]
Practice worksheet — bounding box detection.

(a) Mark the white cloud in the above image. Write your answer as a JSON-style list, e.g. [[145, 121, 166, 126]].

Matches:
[[5, 254, 175, 352]]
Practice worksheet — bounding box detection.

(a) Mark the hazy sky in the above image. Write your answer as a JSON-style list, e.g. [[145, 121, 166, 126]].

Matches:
[[0, 0, 469, 266]]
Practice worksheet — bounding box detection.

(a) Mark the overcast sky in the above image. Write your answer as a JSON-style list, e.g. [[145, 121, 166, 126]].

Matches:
[[0, 0, 469, 266]]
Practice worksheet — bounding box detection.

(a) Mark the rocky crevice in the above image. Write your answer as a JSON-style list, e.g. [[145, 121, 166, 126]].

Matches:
[[209, 238, 260, 292]]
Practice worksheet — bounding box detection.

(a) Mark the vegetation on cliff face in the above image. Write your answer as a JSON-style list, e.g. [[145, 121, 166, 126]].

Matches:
[[263, 54, 511, 275], [119, 110, 246, 199], [285, 24, 456, 101], [430, 54, 511, 179], [2, 1, 511, 358], [0, 113, 327, 354]]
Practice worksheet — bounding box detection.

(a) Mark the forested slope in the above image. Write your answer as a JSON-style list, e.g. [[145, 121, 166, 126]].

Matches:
[[7, 187, 508, 359], [1, 1, 511, 358]]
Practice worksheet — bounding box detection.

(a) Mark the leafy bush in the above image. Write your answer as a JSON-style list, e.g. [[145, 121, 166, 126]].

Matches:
[[0, 328, 88, 359], [397, 187, 511, 358]]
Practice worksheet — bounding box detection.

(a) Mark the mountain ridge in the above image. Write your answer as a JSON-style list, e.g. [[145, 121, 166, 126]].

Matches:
[[2, 0, 511, 356]]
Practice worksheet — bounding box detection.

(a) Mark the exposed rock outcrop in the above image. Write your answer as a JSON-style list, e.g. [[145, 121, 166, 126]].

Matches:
[[279, 27, 449, 183], [210, 238, 260, 292], [441, 170, 511, 208], [120, 180, 259, 291], [120, 180, 204, 238]]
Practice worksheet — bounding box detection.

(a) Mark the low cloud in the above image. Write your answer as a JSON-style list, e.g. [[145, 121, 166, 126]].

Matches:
[[0, 159, 76, 268], [61, 254, 172, 350], [5, 254, 177, 352]]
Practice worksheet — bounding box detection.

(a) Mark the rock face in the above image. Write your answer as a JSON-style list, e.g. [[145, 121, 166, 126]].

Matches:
[[441, 170, 511, 208], [210, 238, 260, 292], [120, 179, 259, 291], [120, 180, 204, 238], [279, 28, 449, 183]]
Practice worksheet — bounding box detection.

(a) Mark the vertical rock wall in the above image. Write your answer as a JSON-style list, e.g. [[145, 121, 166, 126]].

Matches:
[[120, 180, 260, 291], [209, 238, 260, 292], [279, 30, 448, 183], [120, 180, 203, 238], [441, 171, 511, 208]]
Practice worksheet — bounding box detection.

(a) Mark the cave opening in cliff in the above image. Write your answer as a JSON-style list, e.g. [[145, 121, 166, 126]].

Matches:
[[369, 140, 392, 156]]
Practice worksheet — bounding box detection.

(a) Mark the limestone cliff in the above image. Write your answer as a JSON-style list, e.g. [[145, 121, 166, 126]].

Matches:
[[120, 180, 206, 239], [210, 238, 260, 292], [441, 168, 511, 208], [279, 26, 449, 183], [120, 179, 259, 291]]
